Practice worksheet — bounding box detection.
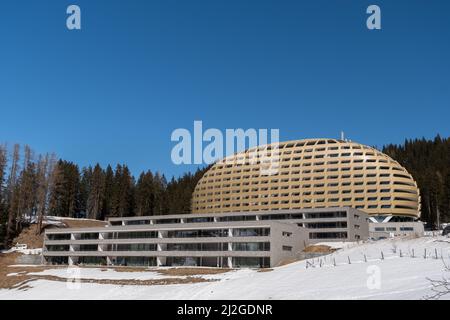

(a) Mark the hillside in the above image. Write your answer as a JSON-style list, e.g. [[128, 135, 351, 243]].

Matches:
[[9, 217, 107, 250], [1, 236, 449, 300]]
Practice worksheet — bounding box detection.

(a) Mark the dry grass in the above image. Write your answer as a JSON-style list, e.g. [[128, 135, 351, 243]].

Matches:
[[12, 224, 43, 249], [303, 245, 336, 253], [100, 266, 149, 273], [0, 252, 33, 289], [11, 219, 107, 251], [60, 219, 107, 228], [0, 252, 67, 289], [257, 268, 273, 272], [0, 253, 219, 289]]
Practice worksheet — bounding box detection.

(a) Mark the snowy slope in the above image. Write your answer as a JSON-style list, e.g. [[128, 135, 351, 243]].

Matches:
[[1, 236, 450, 300]]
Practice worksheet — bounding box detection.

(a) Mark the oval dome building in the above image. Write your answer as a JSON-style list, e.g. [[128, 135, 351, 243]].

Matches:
[[192, 138, 421, 218]]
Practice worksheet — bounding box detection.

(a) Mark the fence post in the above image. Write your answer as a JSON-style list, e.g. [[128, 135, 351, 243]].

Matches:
[[364, 254, 367, 263], [348, 256, 351, 264], [412, 248, 415, 258], [381, 251, 384, 260], [424, 248, 427, 259], [333, 258, 336, 267]]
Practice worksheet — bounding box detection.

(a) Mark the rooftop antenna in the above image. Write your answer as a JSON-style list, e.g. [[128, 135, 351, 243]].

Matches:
[[340, 131, 345, 141]]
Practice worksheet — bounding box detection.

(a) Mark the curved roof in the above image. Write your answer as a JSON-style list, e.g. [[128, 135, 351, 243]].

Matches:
[[192, 138, 421, 218]]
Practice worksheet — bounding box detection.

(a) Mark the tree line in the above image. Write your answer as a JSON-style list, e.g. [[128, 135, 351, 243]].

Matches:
[[0, 143, 207, 248], [383, 135, 450, 228]]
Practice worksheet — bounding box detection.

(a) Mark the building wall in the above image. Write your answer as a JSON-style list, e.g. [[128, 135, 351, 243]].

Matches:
[[43, 221, 308, 268], [346, 207, 370, 241], [369, 221, 424, 239], [107, 207, 369, 243], [192, 138, 420, 218], [268, 222, 308, 266]]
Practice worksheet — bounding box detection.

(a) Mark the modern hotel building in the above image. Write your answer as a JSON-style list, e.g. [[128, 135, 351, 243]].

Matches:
[[42, 138, 421, 267], [192, 138, 420, 218]]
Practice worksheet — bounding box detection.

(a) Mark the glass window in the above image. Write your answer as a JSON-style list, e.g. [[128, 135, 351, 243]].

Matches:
[[232, 242, 270, 251], [232, 228, 270, 237]]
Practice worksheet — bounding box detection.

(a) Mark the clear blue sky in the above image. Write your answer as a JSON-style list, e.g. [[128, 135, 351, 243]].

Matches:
[[0, 0, 449, 178]]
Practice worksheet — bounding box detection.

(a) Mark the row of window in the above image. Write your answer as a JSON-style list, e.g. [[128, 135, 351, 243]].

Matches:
[[206, 156, 396, 173], [198, 175, 413, 189], [197, 187, 417, 199], [44, 256, 273, 268], [373, 226, 415, 232], [202, 164, 405, 180], [196, 195, 417, 205], [47, 228, 271, 242], [221, 140, 372, 157], [195, 203, 417, 211], [46, 242, 271, 252], [195, 186, 418, 199], [209, 140, 388, 170], [112, 212, 349, 226]]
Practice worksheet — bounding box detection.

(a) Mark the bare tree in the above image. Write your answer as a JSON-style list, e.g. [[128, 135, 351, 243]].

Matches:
[[36, 153, 57, 235], [0, 144, 7, 195], [35, 154, 49, 235], [5, 144, 20, 246], [0, 144, 8, 239], [424, 258, 450, 300], [16, 145, 36, 228]]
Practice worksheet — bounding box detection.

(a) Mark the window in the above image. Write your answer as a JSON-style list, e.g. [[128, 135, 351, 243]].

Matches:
[[46, 245, 70, 252], [166, 243, 226, 251], [219, 215, 256, 222], [186, 217, 215, 223], [109, 244, 157, 251], [79, 233, 99, 240], [168, 229, 228, 238], [282, 246, 292, 251], [47, 233, 71, 241], [309, 232, 347, 239], [79, 244, 98, 251], [232, 257, 270, 268], [306, 221, 347, 229], [232, 242, 270, 251], [114, 231, 158, 239], [233, 228, 270, 237]]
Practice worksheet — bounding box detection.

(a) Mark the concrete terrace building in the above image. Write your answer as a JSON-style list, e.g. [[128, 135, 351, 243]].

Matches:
[[43, 217, 308, 268], [192, 138, 421, 219], [43, 207, 368, 267]]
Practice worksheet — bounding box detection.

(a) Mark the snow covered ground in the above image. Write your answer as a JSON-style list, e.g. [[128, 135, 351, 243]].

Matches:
[[1, 248, 42, 255], [1, 236, 450, 300]]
